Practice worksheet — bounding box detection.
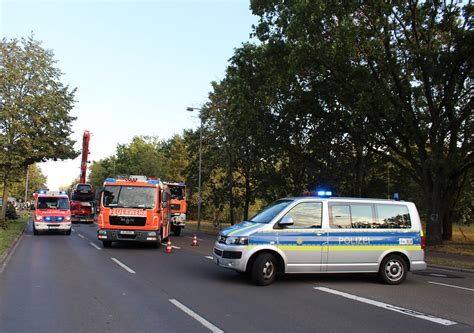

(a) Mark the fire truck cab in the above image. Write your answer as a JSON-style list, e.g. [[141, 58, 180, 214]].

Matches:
[[97, 176, 171, 248], [33, 190, 72, 235]]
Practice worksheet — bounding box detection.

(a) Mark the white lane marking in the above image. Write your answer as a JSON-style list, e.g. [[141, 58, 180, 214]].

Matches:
[[169, 299, 223, 333], [171, 245, 181, 249], [89, 242, 101, 250], [111, 258, 136, 274], [428, 281, 474, 292], [205, 256, 213, 260], [77, 233, 86, 239], [71, 228, 76, 232], [429, 273, 448, 277], [314, 287, 457, 326]]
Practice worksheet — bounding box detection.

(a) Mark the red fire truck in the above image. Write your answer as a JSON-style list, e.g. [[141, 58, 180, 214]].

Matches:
[[70, 130, 95, 223], [33, 190, 72, 235], [97, 176, 171, 248], [163, 181, 186, 236]]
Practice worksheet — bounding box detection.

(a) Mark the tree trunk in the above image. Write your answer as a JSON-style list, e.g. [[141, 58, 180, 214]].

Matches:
[[228, 163, 235, 226], [0, 176, 10, 228], [243, 171, 251, 221], [425, 186, 443, 245]]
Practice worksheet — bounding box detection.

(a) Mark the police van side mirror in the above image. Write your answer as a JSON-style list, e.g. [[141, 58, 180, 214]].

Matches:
[[279, 215, 294, 227]]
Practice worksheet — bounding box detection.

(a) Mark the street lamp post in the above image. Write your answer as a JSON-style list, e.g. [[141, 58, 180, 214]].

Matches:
[[186, 106, 203, 231]]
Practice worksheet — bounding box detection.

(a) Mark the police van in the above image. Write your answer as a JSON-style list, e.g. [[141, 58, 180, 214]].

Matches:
[[213, 193, 427, 286]]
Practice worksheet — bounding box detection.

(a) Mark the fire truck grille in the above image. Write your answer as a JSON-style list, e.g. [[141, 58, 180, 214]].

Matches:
[[170, 204, 181, 211], [109, 216, 147, 226]]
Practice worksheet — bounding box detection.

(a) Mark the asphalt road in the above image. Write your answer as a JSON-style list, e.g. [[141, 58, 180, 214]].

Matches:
[[1, 220, 473, 332]]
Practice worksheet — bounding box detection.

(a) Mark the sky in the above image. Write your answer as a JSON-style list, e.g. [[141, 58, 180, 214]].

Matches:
[[1, 0, 258, 190]]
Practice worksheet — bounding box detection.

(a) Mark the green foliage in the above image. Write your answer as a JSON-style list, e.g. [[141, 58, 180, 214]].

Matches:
[[0, 35, 78, 223], [6, 203, 18, 220], [8, 164, 47, 200]]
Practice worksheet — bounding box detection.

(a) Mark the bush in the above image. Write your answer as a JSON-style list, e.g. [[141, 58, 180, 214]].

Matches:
[[6, 203, 18, 220]]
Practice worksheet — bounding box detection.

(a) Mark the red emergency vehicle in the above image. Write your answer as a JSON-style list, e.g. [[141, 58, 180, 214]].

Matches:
[[97, 176, 171, 248], [33, 190, 72, 235], [163, 181, 187, 236]]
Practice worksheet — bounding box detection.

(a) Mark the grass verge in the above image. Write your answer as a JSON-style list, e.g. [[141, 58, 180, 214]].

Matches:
[[426, 224, 474, 257], [426, 257, 474, 270], [185, 220, 230, 235], [0, 215, 29, 258]]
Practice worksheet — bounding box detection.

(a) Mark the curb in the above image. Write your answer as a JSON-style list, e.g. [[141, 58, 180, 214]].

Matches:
[[427, 264, 474, 274], [0, 218, 29, 274]]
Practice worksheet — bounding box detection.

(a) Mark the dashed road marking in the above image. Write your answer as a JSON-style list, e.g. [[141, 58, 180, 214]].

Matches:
[[314, 287, 457, 326], [171, 245, 181, 249], [71, 228, 76, 232], [77, 233, 86, 239], [169, 299, 223, 333], [205, 256, 213, 260], [89, 242, 101, 250], [428, 281, 474, 292], [111, 257, 136, 274]]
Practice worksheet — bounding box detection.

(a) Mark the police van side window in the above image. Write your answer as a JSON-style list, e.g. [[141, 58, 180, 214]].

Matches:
[[281, 202, 322, 229], [329, 205, 351, 228], [329, 204, 374, 229], [375, 204, 411, 229]]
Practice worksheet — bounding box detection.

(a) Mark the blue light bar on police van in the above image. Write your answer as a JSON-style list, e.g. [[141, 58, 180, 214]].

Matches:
[[317, 190, 332, 197]]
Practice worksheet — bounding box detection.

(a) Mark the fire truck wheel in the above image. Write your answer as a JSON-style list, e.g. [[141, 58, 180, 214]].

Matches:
[[152, 241, 160, 248], [102, 241, 112, 248], [172, 226, 181, 236], [65, 230, 71, 235], [33, 226, 39, 235]]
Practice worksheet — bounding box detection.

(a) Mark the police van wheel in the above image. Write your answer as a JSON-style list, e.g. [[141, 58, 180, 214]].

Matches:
[[102, 241, 112, 248], [379, 254, 407, 285], [251, 253, 277, 286]]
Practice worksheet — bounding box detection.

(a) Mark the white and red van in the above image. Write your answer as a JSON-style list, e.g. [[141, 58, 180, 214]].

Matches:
[[33, 190, 72, 235]]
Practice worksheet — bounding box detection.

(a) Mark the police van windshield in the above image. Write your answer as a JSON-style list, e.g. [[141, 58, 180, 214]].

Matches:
[[249, 200, 293, 223], [102, 185, 156, 209], [37, 197, 70, 210]]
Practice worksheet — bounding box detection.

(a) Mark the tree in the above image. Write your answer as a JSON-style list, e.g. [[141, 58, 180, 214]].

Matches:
[[162, 134, 189, 182], [250, 0, 473, 244], [115, 136, 168, 178], [0, 35, 78, 225], [88, 157, 117, 191], [8, 164, 47, 201]]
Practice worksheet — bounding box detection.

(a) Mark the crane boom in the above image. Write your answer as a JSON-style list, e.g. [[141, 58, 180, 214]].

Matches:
[[79, 130, 91, 184]]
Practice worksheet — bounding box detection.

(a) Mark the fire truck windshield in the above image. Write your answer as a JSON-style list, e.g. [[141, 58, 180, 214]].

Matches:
[[169, 185, 185, 200], [103, 186, 156, 209], [37, 197, 70, 210]]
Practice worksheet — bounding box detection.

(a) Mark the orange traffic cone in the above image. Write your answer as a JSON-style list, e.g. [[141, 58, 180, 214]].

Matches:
[[165, 238, 173, 253], [191, 234, 199, 246]]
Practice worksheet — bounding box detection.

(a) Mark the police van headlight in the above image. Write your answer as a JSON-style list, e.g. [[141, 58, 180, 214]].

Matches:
[[225, 236, 249, 246]]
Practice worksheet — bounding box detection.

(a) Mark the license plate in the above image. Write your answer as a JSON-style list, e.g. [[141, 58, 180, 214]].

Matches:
[[48, 226, 60, 229], [120, 230, 135, 235]]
